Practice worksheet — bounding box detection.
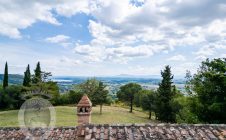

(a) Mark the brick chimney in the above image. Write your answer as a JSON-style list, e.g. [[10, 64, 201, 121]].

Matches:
[[77, 95, 92, 125]]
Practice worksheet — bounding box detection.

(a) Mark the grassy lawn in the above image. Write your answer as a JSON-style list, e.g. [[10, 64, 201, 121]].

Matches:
[[0, 106, 155, 127]]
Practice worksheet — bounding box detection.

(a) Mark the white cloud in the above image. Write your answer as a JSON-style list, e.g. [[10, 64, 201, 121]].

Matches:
[[2, 0, 226, 50], [73, 43, 167, 63], [1, 0, 226, 75], [127, 65, 164, 75], [73, 0, 226, 64], [220, 54, 226, 58], [0, 0, 89, 38], [172, 62, 198, 75], [195, 47, 215, 56], [194, 45, 215, 60], [167, 55, 186, 61], [44, 34, 74, 47], [55, 0, 89, 17], [45, 35, 70, 43]]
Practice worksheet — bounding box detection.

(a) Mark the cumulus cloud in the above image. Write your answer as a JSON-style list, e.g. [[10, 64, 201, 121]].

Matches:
[[72, 0, 226, 63], [45, 35, 72, 47], [0, 0, 89, 38], [1, 0, 226, 71], [73, 43, 168, 63], [45, 35, 70, 43], [167, 55, 186, 61]]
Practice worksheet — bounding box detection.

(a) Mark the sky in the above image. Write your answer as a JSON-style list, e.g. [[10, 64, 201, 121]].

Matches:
[[0, 0, 226, 76]]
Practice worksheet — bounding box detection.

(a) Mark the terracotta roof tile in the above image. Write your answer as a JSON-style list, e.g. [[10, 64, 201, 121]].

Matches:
[[77, 95, 92, 107], [0, 124, 226, 139]]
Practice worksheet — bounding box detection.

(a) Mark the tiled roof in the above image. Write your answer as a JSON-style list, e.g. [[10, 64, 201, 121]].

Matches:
[[77, 95, 92, 107], [0, 123, 226, 140]]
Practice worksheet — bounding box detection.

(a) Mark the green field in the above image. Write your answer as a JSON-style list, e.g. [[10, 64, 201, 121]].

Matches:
[[0, 106, 155, 127]]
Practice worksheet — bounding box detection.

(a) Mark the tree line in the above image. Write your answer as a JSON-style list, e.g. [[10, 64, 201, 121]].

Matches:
[[0, 62, 59, 109], [117, 65, 179, 122], [0, 62, 110, 114], [117, 58, 226, 123], [0, 58, 226, 123]]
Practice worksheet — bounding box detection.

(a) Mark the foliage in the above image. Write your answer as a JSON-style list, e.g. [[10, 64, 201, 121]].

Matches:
[[117, 83, 142, 113], [0, 85, 23, 110], [175, 95, 200, 123], [76, 78, 99, 104], [0, 61, 60, 109], [23, 81, 60, 105], [32, 62, 42, 84], [134, 90, 143, 107], [93, 81, 109, 114], [140, 90, 156, 119], [188, 58, 226, 123], [155, 65, 179, 122], [56, 90, 83, 105], [21, 62, 60, 105], [3, 62, 8, 89], [72, 78, 110, 114], [185, 70, 193, 94], [23, 64, 31, 87], [41, 71, 52, 82]]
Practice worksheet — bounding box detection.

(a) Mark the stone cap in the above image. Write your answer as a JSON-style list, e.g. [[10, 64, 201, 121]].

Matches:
[[77, 95, 92, 107]]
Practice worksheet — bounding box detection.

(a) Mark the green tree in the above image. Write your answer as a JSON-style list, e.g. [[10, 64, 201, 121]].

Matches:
[[68, 90, 83, 104], [0, 85, 23, 109], [189, 58, 226, 123], [117, 83, 142, 113], [41, 71, 52, 82], [134, 90, 146, 107], [32, 62, 42, 84], [94, 81, 109, 114], [141, 90, 156, 119], [24, 81, 60, 105], [3, 62, 8, 89], [77, 78, 99, 103], [155, 65, 178, 122], [23, 68, 60, 105], [23, 64, 31, 87], [73, 78, 110, 114], [185, 70, 193, 94], [175, 95, 200, 123]]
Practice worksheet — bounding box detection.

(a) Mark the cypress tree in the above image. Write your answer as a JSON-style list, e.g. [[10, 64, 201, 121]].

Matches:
[[23, 64, 31, 86], [155, 65, 176, 122], [3, 62, 8, 89], [33, 62, 42, 84]]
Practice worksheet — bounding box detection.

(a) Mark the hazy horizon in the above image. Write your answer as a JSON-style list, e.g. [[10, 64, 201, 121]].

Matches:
[[0, 73, 186, 79]]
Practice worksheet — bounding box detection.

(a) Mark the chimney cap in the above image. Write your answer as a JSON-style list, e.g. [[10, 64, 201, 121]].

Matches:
[[77, 95, 92, 107]]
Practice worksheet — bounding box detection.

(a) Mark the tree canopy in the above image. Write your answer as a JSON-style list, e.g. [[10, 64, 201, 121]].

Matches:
[[188, 58, 226, 123], [3, 62, 8, 89], [117, 83, 142, 113], [23, 64, 31, 87], [141, 90, 156, 119], [74, 78, 110, 114], [32, 62, 42, 84], [155, 65, 178, 122]]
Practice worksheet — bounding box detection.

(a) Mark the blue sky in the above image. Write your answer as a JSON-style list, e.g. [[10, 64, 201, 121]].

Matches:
[[0, 0, 226, 76]]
